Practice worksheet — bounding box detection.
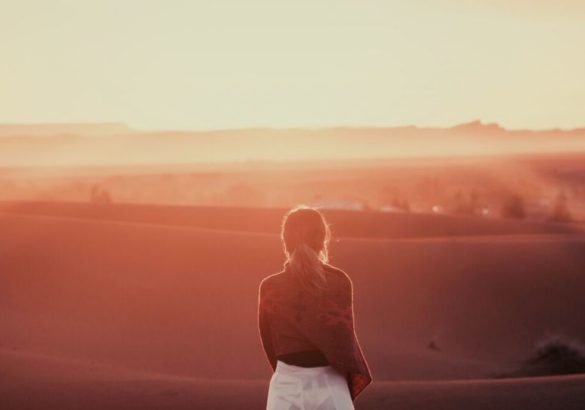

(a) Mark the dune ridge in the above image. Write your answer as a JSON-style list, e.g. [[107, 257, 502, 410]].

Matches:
[[2, 204, 585, 408], [1, 200, 581, 239], [2, 347, 585, 410]]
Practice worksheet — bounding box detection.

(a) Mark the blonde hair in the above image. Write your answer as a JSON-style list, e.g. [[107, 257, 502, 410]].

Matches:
[[281, 205, 331, 294]]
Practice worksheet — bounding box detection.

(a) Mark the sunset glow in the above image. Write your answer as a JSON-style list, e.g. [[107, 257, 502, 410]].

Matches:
[[2, 1, 584, 130]]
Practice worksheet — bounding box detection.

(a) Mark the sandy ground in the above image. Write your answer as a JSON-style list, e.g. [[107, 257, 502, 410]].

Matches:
[[2, 349, 585, 410], [2, 202, 585, 408]]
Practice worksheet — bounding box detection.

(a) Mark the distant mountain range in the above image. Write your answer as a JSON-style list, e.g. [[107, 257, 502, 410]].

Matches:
[[0, 121, 584, 167], [0, 123, 132, 137], [449, 120, 585, 136], [0, 120, 584, 138]]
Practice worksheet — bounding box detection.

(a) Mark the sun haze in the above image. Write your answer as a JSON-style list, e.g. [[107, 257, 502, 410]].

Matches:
[[1, 0, 584, 130]]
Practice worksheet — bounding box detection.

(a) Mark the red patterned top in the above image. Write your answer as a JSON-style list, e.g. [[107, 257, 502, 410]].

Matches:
[[258, 262, 373, 401]]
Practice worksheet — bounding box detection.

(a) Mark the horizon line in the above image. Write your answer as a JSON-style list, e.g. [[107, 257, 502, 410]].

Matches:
[[1, 119, 585, 134]]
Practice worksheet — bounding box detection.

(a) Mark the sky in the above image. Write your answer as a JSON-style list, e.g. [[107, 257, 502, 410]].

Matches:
[[1, 0, 584, 130]]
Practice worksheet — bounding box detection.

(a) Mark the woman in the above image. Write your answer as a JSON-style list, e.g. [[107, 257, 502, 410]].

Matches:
[[258, 205, 373, 410]]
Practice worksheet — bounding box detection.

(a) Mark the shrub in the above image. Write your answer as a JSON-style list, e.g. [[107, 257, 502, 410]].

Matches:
[[90, 184, 113, 204], [500, 194, 525, 219], [453, 189, 479, 215], [391, 197, 411, 212], [497, 335, 585, 378], [549, 191, 572, 223]]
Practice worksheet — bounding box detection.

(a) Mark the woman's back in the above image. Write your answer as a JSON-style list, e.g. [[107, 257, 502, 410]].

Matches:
[[259, 262, 372, 402]]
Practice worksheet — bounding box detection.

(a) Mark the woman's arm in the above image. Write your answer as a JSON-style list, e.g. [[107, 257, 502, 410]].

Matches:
[[296, 270, 373, 401], [258, 280, 277, 371]]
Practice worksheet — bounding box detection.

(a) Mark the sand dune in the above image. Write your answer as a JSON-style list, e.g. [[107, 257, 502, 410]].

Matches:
[[2, 203, 585, 408], [0, 200, 581, 239], [2, 209, 585, 377], [2, 348, 584, 410]]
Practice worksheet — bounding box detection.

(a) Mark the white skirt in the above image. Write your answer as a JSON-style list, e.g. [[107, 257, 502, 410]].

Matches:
[[266, 360, 354, 410]]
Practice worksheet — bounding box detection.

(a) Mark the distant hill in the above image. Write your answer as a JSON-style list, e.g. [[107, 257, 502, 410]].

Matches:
[[451, 120, 507, 134], [0, 121, 584, 166], [0, 123, 132, 137]]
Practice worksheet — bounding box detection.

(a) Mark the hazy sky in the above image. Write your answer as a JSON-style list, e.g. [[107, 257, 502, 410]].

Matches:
[[1, 1, 584, 130]]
